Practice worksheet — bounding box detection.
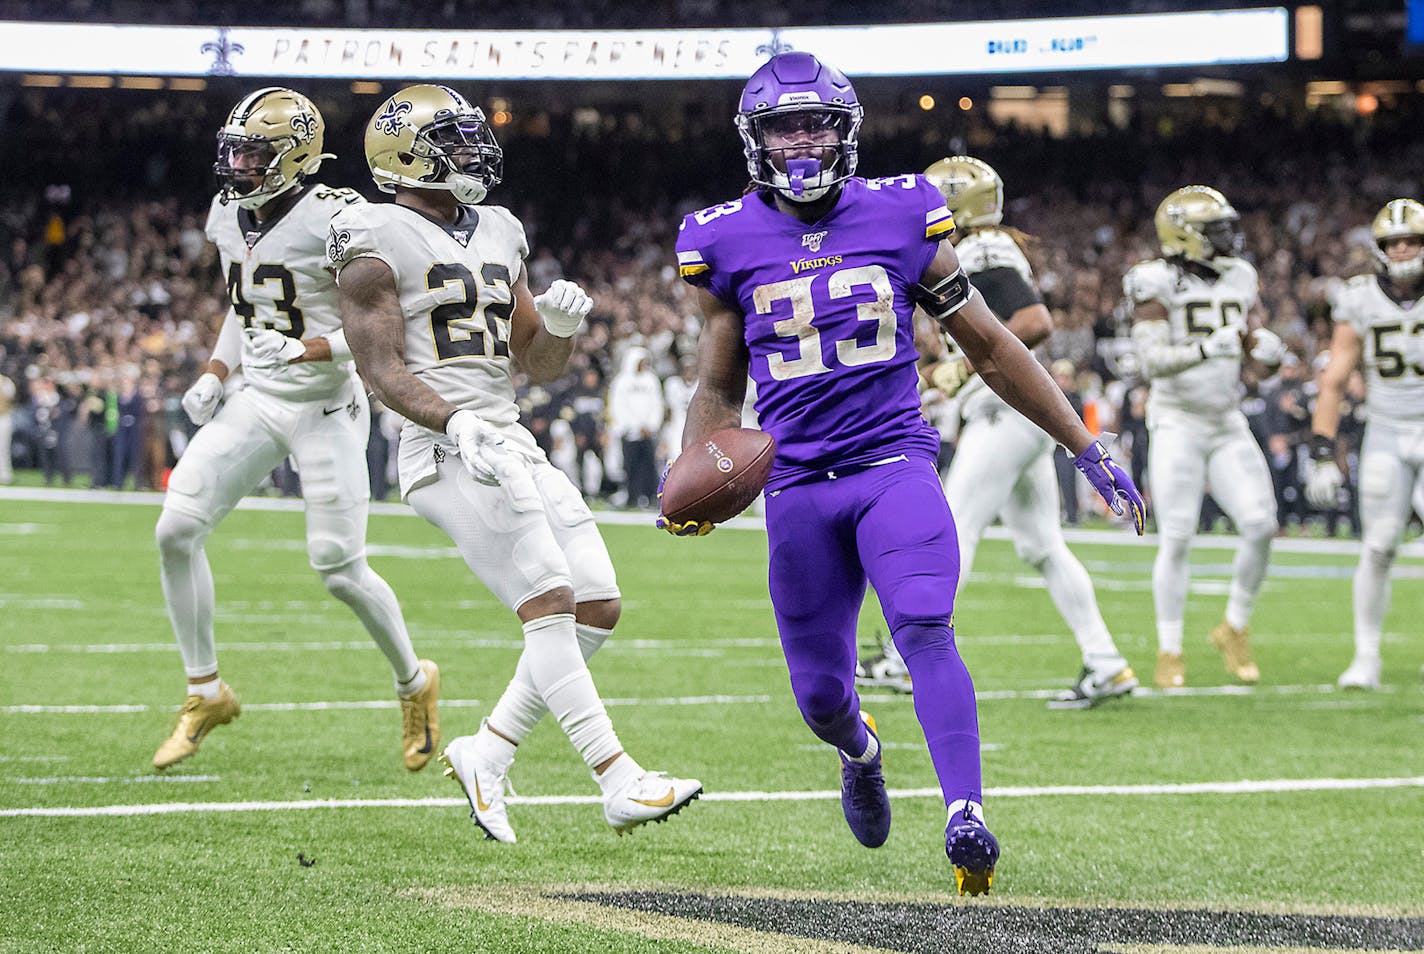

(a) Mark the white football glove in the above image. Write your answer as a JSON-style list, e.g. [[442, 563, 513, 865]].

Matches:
[[1248, 327, 1287, 366], [181, 372, 224, 426], [1305, 459, 1344, 509], [533, 279, 593, 338], [1200, 325, 1243, 360], [445, 409, 507, 487], [246, 328, 307, 366], [928, 356, 972, 398]]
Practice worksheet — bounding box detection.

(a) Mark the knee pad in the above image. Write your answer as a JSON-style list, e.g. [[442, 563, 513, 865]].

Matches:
[[793, 673, 854, 730], [1362, 543, 1395, 574], [891, 620, 953, 660], [883, 576, 955, 633], [1158, 533, 1192, 562], [1013, 538, 1051, 569], [308, 534, 361, 573], [1239, 514, 1278, 543], [155, 508, 208, 555]]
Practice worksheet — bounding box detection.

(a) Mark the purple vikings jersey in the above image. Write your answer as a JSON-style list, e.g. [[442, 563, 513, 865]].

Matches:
[[677, 175, 956, 489]]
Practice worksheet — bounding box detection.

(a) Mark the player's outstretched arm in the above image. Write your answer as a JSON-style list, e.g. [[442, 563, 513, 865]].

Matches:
[[338, 257, 459, 432], [927, 243, 1145, 531], [1305, 320, 1362, 508], [508, 270, 588, 383], [681, 287, 749, 451], [928, 244, 1092, 456]]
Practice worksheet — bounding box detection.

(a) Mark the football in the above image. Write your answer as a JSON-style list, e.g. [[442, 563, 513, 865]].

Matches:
[[660, 427, 776, 525]]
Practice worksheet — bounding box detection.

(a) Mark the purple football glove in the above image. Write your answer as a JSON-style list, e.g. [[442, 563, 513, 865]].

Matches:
[[1072, 439, 1146, 535]]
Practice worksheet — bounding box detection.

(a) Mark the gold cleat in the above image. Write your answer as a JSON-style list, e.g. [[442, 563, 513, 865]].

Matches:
[[400, 659, 441, 771], [1209, 621, 1259, 683], [152, 682, 241, 770], [955, 866, 995, 897], [1154, 651, 1185, 689]]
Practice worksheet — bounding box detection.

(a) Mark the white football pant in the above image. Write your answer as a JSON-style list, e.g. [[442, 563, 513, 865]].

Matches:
[[1351, 419, 1424, 665], [156, 382, 420, 686], [1147, 409, 1277, 652], [946, 410, 1124, 669]]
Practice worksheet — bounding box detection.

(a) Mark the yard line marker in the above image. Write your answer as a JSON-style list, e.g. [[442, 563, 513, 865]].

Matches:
[[5, 776, 1421, 818], [9, 775, 219, 785], [4, 485, 1420, 557]]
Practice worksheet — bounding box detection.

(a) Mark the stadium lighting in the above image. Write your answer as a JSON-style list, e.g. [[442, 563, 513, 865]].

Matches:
[[958, 96, 974, 110], [918, 94, 935, 110]]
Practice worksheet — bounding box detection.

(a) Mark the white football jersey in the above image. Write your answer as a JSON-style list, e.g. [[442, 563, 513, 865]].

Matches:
[[326, 200, 528, 423], [953, 228, 1034, 420], [206, 184, 362, 401], [1331, 274, 1424, 424], [1124, 256, 1258, 416]]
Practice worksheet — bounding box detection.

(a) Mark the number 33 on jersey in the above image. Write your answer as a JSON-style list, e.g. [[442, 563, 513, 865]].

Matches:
[[675, 174, 955, 485], [324, 201, 529, 427]]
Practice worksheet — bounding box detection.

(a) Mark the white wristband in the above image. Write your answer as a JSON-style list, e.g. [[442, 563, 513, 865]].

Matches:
[[324, 330, 353, 363]]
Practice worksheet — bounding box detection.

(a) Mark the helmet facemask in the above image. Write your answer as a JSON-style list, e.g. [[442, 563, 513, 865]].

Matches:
[[215, 134, 297, 209], [737, 104, 861, 204], [412, 110, 503, 205], [1376, 235, 1424, 284], [1199, 216, 1244, 260]]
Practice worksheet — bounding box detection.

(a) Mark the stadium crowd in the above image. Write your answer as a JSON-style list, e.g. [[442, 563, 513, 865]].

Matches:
[[2, 88, 1422, 537]]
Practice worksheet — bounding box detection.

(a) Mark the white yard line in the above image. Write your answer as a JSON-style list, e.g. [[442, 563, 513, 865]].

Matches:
[[4, 775, 1420, 818], [0, 682, 1382, 715], [3, 485, 1420, 556], [9, 775, 219, 785]]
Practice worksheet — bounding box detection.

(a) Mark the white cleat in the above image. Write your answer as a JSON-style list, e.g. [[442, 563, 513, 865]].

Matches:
[[603, 770, 702, 835], [439, 735, 517, 843], [1047, 660, 1138, 709], [1337, 655, 1382, 691]]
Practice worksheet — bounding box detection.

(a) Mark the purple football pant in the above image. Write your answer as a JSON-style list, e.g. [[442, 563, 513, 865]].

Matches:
[[765, 456, 983, 806]]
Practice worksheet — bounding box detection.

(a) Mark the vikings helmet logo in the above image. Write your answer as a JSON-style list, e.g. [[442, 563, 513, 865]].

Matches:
[[374, 100, 413, 136]]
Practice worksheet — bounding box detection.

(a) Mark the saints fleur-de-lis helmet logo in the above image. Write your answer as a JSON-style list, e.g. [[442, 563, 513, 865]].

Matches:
[[215, 87, 333, 210], [289, 110, 318, 144], [373, 100, 413, 137]]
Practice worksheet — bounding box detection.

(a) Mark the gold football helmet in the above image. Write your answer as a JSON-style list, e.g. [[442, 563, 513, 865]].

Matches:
[[1154, 186, 1242, 263], [923, 156, 1003, 229], [364, 84, 503, 205], [1370, 198, 1424, 282], [215, 87, 330, 209]]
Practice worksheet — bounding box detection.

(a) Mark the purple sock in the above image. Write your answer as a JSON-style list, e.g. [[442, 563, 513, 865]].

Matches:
[[895, 621, 982, 805]]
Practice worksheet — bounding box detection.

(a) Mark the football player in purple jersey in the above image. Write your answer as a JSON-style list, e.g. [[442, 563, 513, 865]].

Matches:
[[664, 52, 1145, 894]]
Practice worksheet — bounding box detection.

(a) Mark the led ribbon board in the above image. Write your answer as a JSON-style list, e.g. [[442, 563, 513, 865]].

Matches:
[[0, 9, 1288, 79]]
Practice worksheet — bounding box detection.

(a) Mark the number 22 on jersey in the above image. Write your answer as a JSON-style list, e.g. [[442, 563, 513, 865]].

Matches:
[[754, 264, 898, 381], [426, 262, 514, 362]]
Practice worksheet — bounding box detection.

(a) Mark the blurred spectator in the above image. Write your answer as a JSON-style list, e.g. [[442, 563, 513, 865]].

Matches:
[[0, 368, 14, 484], [1050, 359, 1084, 525], [607, 346, 664, 509]]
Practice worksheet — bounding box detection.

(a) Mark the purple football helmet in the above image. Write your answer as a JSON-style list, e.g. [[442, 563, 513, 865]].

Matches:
[[736, 52, 863, 204]]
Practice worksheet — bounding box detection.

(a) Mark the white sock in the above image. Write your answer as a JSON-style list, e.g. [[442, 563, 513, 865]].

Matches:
[[188, 679, 221, 699], [474, 720, 519, 771], [486, 621, 613, 746], [319, 559, 421, 687], [594, 751, 643, 795], [396, 666, 427, 699], [842, 730, 880, 764], [1352, 546, 1391, 660], [521, 613, 623, 770], [1036, 545, 1121, 666], [946, 799, 985, 826], [1153, 536, 1191, 655], [156, 509, 219, 679], [1224, 526, 1272, 631]]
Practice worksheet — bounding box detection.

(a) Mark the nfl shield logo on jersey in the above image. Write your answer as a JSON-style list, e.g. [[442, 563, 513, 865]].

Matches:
[[801, 230, 828, 253]]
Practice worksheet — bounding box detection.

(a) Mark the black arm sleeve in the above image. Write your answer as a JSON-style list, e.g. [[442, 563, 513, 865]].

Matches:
[[971, 266, 1041, 322]]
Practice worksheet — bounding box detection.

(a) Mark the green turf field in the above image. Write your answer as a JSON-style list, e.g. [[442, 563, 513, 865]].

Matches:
[[1, 492, 1421, 953]]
